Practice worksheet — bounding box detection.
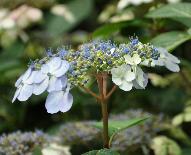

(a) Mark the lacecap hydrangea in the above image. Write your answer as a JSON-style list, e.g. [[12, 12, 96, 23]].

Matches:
[[12, 38, 180, 114]]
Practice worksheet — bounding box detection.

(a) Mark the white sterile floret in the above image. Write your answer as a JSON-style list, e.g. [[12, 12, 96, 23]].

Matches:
[[35, 57, 69, 93], [12, 67, 34, 102], [124, 54, 141, 65], [12, 56, 70, 103], [111, 64, 135, 91], [133, 66, 148, 89], [45, 84, 73, 114], [153, 47, 180, 72], [124, 54, 148, 89]]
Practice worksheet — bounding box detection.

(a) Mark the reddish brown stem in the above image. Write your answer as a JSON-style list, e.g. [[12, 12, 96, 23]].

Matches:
[[80, 85, 101, 100], [106, 85, 117, 99], [96, 73, 109, 148]]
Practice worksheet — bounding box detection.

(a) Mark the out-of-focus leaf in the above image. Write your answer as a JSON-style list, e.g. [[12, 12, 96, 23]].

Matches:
[[45, 0, 93, 37], [151, 136, 182, 155], [182, 148, 191, 155], [149, 73, 170, 88], [82, 149, 120, 155], [0, 41, 25, 59], [82, 150, 98, 155], [172, 18, 191, 27], [146, 3, 191, 18], [172, 105, 191, 126], [150, 31, 191, 51], [0, 60, 22, 72], [92, 20, 147, 38], [188, 28, 191, 35], [32, 147, 43, 155]]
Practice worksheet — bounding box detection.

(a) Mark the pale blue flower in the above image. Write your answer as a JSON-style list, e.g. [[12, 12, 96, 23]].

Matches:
[[153, 47, 180, 72], [111, 64, 135, 91], [12, 67, 34, 102], [35, 57, 70, 93], [45, 84, 73, 114]]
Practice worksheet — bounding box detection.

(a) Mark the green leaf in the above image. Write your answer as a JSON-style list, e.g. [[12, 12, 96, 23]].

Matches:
[[150, 31, 191, 51], [94, 117, 148, 137], [92, 20, 147, 38], [82, 149, 120, 155], [146, 3, 191, 18], [32, 147, 43, 155], [45, 0, 93, 37], [172, 18, 191, 28], [96, 149, 120, 155], [82, 150, 98, 155]]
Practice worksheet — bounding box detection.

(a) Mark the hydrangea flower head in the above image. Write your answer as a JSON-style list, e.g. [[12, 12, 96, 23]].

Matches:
[[12, 38, 180, 114]]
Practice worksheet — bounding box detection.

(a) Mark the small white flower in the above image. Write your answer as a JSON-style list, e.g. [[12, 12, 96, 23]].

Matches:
[[45, 84, 73, 114], [124, 54, 148, 89], [154, 47, 180, 72], [124, 54, 141, 65], [111, 64, 135, 91]]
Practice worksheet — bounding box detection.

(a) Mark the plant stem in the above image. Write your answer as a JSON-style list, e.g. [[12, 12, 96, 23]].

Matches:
[[96, 73, 109, 148]]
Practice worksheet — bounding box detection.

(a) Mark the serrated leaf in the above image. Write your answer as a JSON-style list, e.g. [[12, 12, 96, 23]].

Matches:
[[45, 0, 93, 37], [146, 3, 191, 18], [92, 20, 147, 38], [150, 31, 191, 51]]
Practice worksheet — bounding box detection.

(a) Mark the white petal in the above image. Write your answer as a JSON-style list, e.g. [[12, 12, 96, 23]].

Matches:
[[47, 57, 62, 73], [22, 68, 32, 81], [17, 84, 34, 101], [45, 91, 63, 114], [167, 53, 180, 64], [25, 71, 38, 84], [15, 74, 24, 87], [53, 60, 70, 77], [132, 54, 141, 65], [47, 76, 67, 92], [165, 61, 180, 72], [59, 92, 73, 113], [112, 77, 123, 85], [124, 71, 135, 82], [135, 67, 145, 87], [119, 81, 133, 91], [12, 87, 22, 103], [33, 71, 47, 83], [33, 78, 49, 95], [124, 55, 134, 65], [41, 64, 49, 74], [133, 73, 148, 89]]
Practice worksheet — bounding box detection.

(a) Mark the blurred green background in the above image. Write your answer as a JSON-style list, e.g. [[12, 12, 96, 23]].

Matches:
[[1, 0, 191, 154]]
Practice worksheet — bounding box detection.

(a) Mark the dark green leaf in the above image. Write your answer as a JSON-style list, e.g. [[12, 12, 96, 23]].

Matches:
[[45, 0, 93, 37], [92, 20, 147, 38], [150, 31, 191, 51], [146, 3, 191, 18]]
